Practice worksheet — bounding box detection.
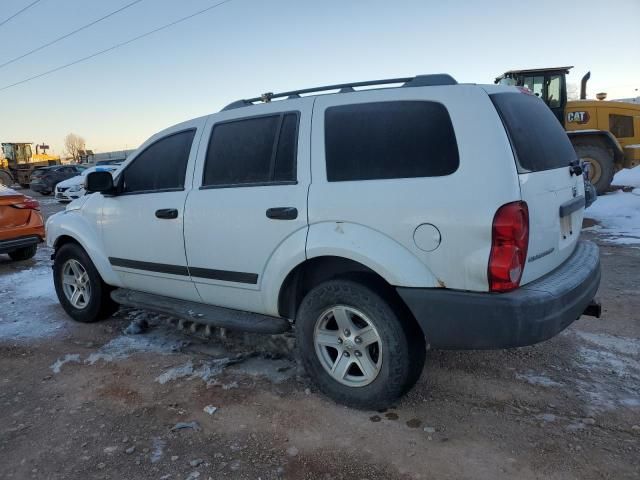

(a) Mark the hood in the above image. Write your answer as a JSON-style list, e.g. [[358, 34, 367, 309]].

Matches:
[[56, 174, 85, 189]]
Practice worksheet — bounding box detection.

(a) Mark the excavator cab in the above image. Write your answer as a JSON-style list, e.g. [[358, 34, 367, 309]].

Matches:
[[495, 66, 572, 124]]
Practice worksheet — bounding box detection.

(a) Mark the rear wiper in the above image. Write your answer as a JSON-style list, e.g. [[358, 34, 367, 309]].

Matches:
[[569, 159, 583, 176]]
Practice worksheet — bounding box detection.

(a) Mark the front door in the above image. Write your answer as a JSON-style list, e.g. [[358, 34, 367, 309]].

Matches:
[[101, 123, 203, 302], [183, 99, 313, 314]]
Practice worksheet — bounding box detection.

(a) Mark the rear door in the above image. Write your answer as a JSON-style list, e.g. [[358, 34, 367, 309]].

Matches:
[[183, 99, 312, 313], [490, 90, 583, 284]]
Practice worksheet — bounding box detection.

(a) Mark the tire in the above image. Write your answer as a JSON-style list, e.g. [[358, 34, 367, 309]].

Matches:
[[53, 243, 118, 323], [296, 279, 425, 410], [0, 170, 13, 187], [575, 144, 615, 195], [8, 244, 37, 261]]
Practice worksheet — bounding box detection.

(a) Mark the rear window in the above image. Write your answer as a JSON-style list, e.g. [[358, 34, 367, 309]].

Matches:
[[490, 92, 577, 172], [324, 101, 459, 181]]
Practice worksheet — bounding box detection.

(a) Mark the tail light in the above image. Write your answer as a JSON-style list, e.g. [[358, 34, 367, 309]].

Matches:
[[488, 201, 529, 292], [11, 197, 40, 210]]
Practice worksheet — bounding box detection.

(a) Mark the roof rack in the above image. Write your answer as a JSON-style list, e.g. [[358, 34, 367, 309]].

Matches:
[[221, 74, 457, 111]]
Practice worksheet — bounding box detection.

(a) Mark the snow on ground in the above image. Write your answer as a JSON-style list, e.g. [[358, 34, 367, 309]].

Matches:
[[516, 331, 640, 414], [585, 166, 640, 245], [612, 164, 640, 188], [0, 249, 66, 340]]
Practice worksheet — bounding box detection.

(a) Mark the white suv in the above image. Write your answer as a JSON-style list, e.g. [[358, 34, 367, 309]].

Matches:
[[46, 74, 601, 409]]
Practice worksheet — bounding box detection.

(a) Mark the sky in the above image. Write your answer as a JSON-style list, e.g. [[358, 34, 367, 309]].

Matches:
[[0, 0, 638, 155]]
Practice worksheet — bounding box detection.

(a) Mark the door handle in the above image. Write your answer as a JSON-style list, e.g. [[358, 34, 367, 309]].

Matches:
[[155, 208, 178, 219], [266, 207, 298, 220]]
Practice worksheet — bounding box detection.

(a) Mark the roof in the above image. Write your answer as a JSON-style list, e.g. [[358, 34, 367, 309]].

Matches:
[[495, 66, 574, 83]]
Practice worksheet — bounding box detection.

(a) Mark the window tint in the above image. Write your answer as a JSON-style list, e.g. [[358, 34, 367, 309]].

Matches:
[[123, 129, 195, 193], [609, 114, 634, 138], [491, 92, 577, 172], [324, 101, 459, 182], [203, 113, 298, 187]]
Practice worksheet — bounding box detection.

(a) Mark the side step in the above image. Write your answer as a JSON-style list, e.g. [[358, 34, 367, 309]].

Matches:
[[111, 289, 291, 334]]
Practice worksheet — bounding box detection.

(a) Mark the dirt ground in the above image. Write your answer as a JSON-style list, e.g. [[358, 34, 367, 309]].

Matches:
[[0, 192, 638, 480]]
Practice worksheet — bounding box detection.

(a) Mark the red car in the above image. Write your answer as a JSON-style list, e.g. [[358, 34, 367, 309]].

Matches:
[[0, 186, 44, 261]]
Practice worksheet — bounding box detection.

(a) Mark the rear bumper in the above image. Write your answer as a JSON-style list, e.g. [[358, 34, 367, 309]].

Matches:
[[0, 235, 41, 254], [397, 240, 601, 349], [30, 181, 50, 192]]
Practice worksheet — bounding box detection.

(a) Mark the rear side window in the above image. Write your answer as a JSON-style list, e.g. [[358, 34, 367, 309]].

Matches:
[[609, 114, 634, 138], [123, 129, 195, 193], [491, 92, 577, 172], [202, 113, 299, 187], [324, 101, 459, 181]]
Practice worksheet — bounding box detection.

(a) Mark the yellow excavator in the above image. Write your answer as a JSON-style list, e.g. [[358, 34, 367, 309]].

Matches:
[[495, 67, 640, 193], [0, 142, 61, 187]]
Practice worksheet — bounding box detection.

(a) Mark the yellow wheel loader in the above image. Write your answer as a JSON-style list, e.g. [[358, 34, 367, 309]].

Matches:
[[496, 67, 639, 193], [0, 143, 61, 187]]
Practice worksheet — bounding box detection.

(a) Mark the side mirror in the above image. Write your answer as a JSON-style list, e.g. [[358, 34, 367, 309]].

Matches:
[[85, 171, 114, 193]]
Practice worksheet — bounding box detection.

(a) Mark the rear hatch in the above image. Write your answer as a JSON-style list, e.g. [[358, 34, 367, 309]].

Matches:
[[490, 91, 584, 285], [0, 187, 32, 233]]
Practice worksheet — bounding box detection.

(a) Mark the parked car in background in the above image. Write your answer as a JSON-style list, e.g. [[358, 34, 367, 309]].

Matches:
[[0, 185, 44, 261], [55, 165, 120, 203], [46, 74, 601, 409], [96, 159, 126, 166], [30, 165, 84, 195]]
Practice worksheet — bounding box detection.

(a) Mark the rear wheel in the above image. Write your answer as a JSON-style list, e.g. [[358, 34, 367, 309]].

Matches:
[[0, 170, 13, 187], [8, 245, 37, 261], [575, 144, 615, 194], [53, 243, 118, 322], [296, 279, 425, 410]]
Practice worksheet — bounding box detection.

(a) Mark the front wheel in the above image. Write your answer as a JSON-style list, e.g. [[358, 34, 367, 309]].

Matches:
[[296, 279, 425, 410], [53, 243, 118, 322]]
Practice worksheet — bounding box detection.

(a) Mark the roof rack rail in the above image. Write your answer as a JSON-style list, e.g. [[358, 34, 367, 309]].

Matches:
[[221, 74, 457, 111]]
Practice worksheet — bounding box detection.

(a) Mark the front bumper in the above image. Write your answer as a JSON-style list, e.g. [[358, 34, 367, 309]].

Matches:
[[55, 189, 79, 201], [397, 240, 601, 350]]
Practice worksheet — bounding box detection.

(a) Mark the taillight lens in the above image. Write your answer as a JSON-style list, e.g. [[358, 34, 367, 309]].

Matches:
[[488, 201, 529, 292], [12, 197, 40, 210]]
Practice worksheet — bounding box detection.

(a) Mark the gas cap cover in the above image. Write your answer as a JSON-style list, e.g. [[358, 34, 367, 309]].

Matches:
[[413, 223, 441, 252]]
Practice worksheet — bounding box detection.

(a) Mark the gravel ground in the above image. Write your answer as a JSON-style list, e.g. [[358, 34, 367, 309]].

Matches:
[[0, 191, 638, 480]]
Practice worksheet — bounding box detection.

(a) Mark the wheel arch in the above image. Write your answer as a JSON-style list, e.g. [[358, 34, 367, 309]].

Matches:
[[49, 225, 122, 287], [277, 255, 421, 334], [568, 130, 624, 165]]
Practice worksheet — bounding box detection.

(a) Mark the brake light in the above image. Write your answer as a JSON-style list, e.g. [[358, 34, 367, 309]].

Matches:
[[12, 197, 40, 210], [488, 201, 529, 292]]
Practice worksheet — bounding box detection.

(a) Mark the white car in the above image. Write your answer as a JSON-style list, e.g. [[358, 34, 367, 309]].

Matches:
[[46, 74, 601, 409], [55, 165, 119, 202]]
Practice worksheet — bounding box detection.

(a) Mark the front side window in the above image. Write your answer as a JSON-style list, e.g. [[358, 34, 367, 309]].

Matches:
[[202, 112, 299, 187], [609, 114, 634, 138], [523, 76, 544, 98], [122, 129, 195, 193], [324, 101, 459, 182]]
